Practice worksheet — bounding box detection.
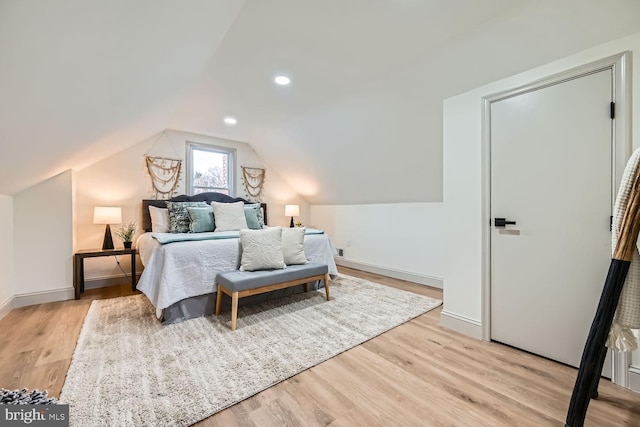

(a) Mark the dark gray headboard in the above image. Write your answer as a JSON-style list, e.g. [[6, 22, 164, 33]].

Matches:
[[142, 192, 267, 232]]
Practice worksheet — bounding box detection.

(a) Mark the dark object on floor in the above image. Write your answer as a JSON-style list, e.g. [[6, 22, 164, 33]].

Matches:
[[0, 388, 59, 405], [565, 163, 640, 426]]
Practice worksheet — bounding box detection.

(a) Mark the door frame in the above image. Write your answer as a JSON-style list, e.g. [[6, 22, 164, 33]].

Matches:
[[480, 52, 632, 386]]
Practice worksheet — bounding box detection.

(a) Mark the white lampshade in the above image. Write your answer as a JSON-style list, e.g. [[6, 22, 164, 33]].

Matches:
[[284, 204, 300, 217], [93, 207, 122, 225]]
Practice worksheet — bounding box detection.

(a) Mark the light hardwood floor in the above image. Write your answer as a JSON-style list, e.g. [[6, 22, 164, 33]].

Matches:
[[1, 267, 639, 426]]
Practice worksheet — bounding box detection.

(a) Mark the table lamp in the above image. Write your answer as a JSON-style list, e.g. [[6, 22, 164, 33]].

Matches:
[[93, 206, 122, 250], [285, 204, 299, 228]]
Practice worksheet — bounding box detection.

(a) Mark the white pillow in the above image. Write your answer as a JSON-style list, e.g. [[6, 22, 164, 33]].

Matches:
[[211, 201, 249, 232], [149, 206, 170, 233], [282, 227, 307, 265], [239, 227, 286, 271]]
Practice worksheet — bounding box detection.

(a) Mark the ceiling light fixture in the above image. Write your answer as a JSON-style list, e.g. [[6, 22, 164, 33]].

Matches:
[[274, 75, 291, 86], [223, 116, 237, 125]]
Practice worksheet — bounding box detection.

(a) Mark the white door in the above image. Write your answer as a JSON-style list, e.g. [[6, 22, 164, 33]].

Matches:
[[490, 69, 613, 370]]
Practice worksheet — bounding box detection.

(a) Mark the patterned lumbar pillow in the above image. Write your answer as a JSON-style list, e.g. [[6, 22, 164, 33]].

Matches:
[[282, 227, 307, 265], [239, 227, 286, 271], [166, 201, 208, 233], [212, 201, 249, 232], [186, 206, 215, 233]]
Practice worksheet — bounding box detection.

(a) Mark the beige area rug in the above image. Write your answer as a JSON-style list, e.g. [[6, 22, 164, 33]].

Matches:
[[60, 274, 442, 427]]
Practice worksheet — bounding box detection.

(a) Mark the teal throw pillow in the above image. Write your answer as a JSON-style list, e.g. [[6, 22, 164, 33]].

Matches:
[[244, 204, 264, 229], [186, 206, 215, 233]]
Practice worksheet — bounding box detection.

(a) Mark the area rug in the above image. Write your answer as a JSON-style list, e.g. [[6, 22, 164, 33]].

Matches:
[[60, 274, 442, 427]]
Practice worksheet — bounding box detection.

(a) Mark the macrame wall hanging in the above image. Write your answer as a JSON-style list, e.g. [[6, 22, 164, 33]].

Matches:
[[144, 156, 182, 199], [241, 166, 266, 202], [144, 131, 183, 199]]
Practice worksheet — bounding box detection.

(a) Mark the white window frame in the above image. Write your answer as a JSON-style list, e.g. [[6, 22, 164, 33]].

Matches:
[[186, 142, 236, 196]]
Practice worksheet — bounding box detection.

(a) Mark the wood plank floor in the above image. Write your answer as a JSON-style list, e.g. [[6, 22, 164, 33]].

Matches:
[[1, 267, 639, 426]]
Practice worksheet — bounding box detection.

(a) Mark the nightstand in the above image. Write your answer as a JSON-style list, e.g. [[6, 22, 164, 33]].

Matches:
[[73, 248, 138, 299]]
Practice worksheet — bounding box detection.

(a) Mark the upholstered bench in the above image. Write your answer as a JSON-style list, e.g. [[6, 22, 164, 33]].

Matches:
[[215, 263, 330, 330]]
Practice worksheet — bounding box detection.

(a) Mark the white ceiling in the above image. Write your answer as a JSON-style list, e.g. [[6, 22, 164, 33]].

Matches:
[[0, 0, 244, 195], [2, 0, 640, 203]]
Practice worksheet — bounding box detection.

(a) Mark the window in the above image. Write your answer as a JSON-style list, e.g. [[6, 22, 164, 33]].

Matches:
[[186, 142, 236, 195]]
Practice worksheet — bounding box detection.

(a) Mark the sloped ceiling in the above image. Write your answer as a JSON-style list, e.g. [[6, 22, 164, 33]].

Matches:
[[2, 0, 640, 203], [0, 0, 244, 195]]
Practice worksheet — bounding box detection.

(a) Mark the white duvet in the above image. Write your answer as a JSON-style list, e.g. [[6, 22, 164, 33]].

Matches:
[[136, 232, 338, 318]]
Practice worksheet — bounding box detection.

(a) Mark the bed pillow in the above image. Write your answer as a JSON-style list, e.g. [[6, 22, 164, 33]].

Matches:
[[244, 204, 263, 229], [166, 201, 208, 233], [186, 206, 215, 233], [149, 206, 170, 233], [282, 227, 307, 265], [239, 227, 286, 271], [211, 201, 248, 232], [244, 203, 265, 228]]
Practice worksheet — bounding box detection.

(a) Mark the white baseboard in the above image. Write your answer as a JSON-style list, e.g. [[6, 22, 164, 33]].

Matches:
[[84, 273, 142, 290], [630, 366, 640, 393], [0, 295, 14, 321], [440, 310, 483, 340], [335, 258, 443, 289], [13, 287, 75, 308]]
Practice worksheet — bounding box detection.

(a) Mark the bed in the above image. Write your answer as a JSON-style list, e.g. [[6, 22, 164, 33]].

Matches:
[[135, 192, 338, 324]]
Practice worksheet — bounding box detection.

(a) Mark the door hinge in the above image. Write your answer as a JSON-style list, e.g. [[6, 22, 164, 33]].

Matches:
[[610, 102, 615, 119]]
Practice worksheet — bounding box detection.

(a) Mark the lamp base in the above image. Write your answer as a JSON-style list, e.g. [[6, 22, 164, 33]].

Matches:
[[290, 216, 295, 228], [102, 224, 114, 250]]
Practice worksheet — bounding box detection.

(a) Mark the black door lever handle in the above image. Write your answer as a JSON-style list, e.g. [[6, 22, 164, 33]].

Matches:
[[494, 218, 516, 227]]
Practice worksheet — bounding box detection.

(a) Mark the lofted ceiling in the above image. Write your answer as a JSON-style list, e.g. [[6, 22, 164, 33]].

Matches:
[[2, 0, 640, 203], [0, 0, 245, 195]]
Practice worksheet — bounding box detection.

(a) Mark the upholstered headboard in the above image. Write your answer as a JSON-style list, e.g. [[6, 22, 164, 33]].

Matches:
[[142, 192, 267, 232]]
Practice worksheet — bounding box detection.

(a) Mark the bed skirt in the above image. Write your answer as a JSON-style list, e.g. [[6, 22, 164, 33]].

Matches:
[[161, 280, 325, 324]]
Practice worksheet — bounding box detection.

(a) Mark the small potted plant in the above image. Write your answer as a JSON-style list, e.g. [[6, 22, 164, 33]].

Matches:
[[115, 221, 137, 249]]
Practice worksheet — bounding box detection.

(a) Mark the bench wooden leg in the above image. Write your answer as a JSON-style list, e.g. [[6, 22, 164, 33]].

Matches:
[[231, 292, 239, 331], [305, 282, 310, 293], [215, 285, 223, 315], [324, 273, 331, 301], [220, 270, 331, 330]]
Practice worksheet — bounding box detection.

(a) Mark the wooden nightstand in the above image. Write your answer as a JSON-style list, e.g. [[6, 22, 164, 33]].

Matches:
[[73, 248, 138, 299]]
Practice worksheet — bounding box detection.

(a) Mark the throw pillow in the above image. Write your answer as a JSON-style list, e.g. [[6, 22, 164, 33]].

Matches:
[[166, 201, 207, 233], [186, 206, 215, 233], [211, 201, 248, 231], [239, 227, 286, 271], [149, 206, 170, 233], [244, 203, 265, 228], [282, 227, 307, 265]]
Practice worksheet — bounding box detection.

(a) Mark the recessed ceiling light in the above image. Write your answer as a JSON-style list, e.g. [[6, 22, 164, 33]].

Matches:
[[274, 75, 291, 86], [223, 116, 237, 125]]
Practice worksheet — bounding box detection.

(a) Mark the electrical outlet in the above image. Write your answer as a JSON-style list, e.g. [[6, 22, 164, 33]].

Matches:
[[337, 248, 344, 257]]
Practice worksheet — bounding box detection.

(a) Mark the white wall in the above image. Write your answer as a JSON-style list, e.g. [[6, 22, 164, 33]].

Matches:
[[311, 203, 444, 287], [75, 129, 308, 281], [442, 32, 640, 336], [13, 170, 74, 301], [0, 195, 14, 318], [310, 32, 640, 341], [634, 331, 640, 368]]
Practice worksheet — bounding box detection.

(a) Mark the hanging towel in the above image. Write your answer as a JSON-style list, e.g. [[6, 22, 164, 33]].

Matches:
[[607, 148, 640, 351]]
